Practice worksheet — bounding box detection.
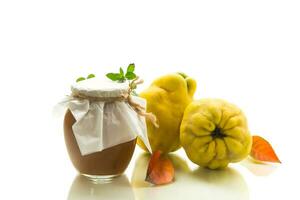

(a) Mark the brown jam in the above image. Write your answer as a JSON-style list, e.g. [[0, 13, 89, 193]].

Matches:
[[64, 110, 137, 176]]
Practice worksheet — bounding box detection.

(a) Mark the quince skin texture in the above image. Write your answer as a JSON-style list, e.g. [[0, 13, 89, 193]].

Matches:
[[180, 99, 252, 169], [138, 73, 197, 153]]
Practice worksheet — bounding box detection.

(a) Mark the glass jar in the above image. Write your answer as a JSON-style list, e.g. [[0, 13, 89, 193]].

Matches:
[[64, 109, 137, 179], [55, 78, 152, 181]]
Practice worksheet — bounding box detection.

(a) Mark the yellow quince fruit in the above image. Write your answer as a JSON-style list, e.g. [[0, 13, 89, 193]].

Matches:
[[138, 73, 197, 153], [180, 99, 252, 169]]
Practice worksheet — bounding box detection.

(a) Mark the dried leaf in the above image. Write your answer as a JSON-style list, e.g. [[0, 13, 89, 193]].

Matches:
[[250, 135, 281, 163], [145, 150, 175, 185]]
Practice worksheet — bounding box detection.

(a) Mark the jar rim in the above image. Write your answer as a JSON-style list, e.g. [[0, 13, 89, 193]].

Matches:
[[71, 78, 129, 98]]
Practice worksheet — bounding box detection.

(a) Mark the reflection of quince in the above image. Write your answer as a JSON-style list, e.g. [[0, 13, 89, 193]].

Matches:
[[68, 175, 134, 200], [241, 158, 278, 176], [131, 153, 152, 188], [169, 154, 191, 173], [191, 167, 249, 200], [138, 73, 197, 153], [131, 153, 249, 200], [180, 99, 252, 169]]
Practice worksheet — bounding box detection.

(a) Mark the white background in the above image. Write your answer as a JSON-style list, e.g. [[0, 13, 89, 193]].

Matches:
[[0, 0, 299, 199]]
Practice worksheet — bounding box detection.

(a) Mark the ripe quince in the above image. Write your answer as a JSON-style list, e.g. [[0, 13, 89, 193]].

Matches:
[[138, 73, 197, 153], [180, 99, 252, 169]]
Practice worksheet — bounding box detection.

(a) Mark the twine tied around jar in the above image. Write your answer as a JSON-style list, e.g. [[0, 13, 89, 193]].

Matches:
[[71, 77, 159, 128]]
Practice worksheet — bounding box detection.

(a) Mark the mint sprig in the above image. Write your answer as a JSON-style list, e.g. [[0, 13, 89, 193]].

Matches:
[[106, 63, 137, 82]]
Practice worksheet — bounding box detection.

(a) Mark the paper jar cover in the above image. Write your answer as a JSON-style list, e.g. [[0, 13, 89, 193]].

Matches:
[[54, 78, 152, 155]]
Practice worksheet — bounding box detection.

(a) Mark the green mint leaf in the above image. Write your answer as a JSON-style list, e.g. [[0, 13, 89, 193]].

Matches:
[[127, 63, 135, 73], [117, 78, 126, 83], [106, 73, 122, 81], [76, 77, 86, 82], [87, 74, 95, 79], [119, 67, 124, 76], [125, 72, 136, 80]]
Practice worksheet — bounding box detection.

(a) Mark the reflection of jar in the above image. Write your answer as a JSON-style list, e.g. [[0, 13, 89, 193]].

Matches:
[[68, 175, 135, 200], [55, 78, 152, 180]]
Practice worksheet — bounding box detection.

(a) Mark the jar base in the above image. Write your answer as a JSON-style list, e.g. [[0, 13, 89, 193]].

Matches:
[[82, 173, 122, 184]]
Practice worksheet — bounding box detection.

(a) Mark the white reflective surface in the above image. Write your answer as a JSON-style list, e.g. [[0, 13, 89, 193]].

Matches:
[[59, 148, 290, 200], [1, 1, 300, 199]]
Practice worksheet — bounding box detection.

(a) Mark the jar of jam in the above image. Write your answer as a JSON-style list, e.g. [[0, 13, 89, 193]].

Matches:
[[56, 78, 152, 180]]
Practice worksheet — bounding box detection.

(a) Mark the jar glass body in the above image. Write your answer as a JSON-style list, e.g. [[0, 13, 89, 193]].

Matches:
[[63, 110, 137, 180]]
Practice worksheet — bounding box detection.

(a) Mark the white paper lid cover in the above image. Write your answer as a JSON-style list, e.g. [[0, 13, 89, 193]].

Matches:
[[71, 78, 129, 98]]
